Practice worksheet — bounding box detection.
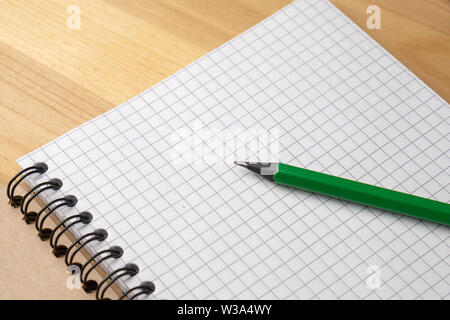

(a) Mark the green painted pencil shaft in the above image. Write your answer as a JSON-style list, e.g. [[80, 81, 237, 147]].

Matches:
[[274, 163, 450, 226]]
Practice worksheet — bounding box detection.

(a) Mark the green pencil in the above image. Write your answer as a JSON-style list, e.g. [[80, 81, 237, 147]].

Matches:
[[234, 161, 450, 226]]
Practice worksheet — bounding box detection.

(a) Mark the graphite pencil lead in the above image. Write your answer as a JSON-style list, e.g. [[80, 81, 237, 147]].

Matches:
[[233, 161, 277, 180], [233, 161, 248, 167]]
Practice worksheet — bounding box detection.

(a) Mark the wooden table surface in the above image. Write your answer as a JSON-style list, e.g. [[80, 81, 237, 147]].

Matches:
[[0, 0, 449, 185]]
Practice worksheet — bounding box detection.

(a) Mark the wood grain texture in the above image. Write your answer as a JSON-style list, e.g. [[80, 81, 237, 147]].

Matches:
[[0, 0, 449, 185]]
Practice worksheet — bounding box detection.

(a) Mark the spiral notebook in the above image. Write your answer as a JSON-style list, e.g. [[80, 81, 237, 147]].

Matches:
[[10, 0, 449, 299]]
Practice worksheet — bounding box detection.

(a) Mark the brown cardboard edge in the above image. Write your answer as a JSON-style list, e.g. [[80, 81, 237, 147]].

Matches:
[[1, 182, 123, 299]]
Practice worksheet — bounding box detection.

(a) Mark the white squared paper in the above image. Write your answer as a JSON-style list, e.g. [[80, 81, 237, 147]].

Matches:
[[18, 0, 449, 299]]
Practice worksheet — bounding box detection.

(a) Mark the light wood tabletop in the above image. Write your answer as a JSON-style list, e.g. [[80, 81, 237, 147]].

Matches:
[[0, 0, 449, 185]]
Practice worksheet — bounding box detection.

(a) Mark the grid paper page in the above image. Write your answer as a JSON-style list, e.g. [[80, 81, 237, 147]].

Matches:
[[18, 0, 449, 299]]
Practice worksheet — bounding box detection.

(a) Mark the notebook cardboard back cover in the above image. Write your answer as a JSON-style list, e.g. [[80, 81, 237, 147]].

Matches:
[[0, 184, 103, 300]]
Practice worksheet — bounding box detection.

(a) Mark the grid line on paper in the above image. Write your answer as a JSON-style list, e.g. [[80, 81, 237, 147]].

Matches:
[[18, 0, 449, 300]]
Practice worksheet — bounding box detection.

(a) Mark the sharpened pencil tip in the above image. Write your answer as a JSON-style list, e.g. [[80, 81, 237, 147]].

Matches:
[[233, 161, 277, 181]]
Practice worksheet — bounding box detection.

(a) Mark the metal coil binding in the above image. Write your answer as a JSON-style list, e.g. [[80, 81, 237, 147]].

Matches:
[[34, 195, 78, 240], [7, 162, 48, 207], [80, 246, 124, 293], [64, 229, 109, 268], [50, 211, 93, 257], [7, 163, 156, 300], [20, 178, 63, 217], [119, 281, 156, 300], [96, 263, 140, 300]]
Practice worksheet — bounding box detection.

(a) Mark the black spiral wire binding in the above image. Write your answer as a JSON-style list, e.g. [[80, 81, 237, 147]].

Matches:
[[80, 246, 124, 293], [8, 163, 156, 300], [34, 195, 78, 240], [50, 211, 93, 257], [7, 162, 48, 208], [119, 281, 156, 300], [96, 263, 140, 300], [64, 229, 108, 268], [20, 178, 63, 217]]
